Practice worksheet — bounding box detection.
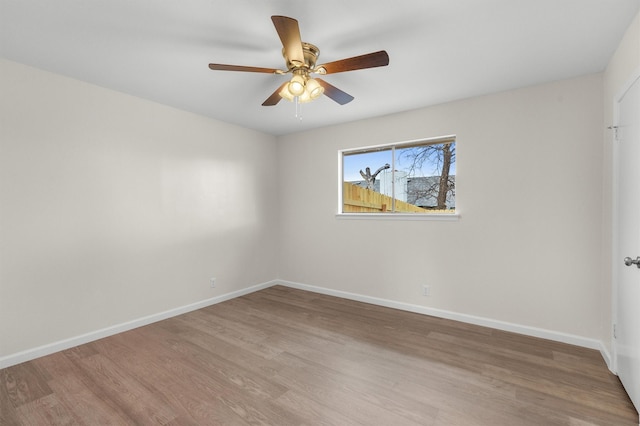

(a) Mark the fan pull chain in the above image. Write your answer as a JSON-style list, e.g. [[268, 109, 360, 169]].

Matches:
[[295, 96, 302, 121]]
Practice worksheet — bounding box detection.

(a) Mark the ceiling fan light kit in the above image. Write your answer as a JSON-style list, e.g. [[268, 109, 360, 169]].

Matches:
[[279, 70, 324, 103], [208, 16, 389, 112]]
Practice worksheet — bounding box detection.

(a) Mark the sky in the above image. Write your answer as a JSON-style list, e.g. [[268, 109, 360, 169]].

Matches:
[[342, 144, 456, 182]]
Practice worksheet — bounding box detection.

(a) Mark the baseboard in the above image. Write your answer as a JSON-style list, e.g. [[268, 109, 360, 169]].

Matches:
[[276, 279, 606, 353], [2, 278, 613, 372], [0, 280, 277, 369], [600, 343, 614, 373]]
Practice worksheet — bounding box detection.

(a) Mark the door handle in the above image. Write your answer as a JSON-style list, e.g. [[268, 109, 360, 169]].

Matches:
[[624, 256, 640, 268]]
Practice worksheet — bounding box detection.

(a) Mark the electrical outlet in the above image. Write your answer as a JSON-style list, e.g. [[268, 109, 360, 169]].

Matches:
[[422, 285, 431, 296], [210, 277, 216, 288]]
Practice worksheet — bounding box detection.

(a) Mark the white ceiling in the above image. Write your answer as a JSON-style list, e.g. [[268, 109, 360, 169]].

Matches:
[[2, 1, 638, 136]]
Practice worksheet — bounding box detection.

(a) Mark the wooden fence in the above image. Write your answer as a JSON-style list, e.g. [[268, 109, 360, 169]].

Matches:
[[342, 182, 430, 213]]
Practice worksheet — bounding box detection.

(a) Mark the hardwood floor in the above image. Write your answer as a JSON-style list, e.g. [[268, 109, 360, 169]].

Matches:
[[1, 285, 637, 425]]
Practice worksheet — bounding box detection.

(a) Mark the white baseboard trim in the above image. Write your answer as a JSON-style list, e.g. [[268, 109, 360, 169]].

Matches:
[[0, 280, 277, 369], [600, 344, 614, 373], [276, 280, 608, 355], [2, 278, 613, 373]]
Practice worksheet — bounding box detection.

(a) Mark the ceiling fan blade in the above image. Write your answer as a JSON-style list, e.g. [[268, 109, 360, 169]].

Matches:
[[262, 82, 289, 106], [209, 63, 280, 73], [315, 78, 354, 105], [271, 16, 305, 67], [316, 50, 389, 74]]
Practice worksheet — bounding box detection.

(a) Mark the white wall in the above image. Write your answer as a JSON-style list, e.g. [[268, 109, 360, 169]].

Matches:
[[0, 59, 279, 359], [601, 12, 640, 357], [278, 74, 604, 341], [3, 15, 634, 363]]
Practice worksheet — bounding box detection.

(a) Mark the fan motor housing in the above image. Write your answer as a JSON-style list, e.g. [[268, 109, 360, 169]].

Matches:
[[283, 42, 320, 70]]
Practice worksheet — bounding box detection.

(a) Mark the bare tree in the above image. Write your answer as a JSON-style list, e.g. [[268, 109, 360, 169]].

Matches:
[[359, 163, 390, 190], [401, 143, 455, 209], [436, 143, 454, 209]]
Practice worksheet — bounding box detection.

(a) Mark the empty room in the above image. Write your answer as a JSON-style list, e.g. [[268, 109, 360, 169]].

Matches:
[[2, 1, 640, 424]]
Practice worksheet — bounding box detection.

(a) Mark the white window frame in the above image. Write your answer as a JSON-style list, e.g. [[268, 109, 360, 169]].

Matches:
[[337, 135, 460, 221]]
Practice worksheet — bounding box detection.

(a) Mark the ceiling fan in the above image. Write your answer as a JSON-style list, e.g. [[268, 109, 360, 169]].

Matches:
[[208, 16, 390, 107]]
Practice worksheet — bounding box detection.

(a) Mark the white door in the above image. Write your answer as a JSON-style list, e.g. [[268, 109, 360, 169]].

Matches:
[[616, 74, 640, 413]]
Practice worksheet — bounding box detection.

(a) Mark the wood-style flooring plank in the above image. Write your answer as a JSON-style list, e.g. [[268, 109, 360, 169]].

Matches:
[[0, 285, 637, 425]]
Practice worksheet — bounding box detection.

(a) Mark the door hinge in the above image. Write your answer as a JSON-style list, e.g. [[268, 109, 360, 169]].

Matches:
[[608, 125, 619, 141], [613, 324, 617, 339]]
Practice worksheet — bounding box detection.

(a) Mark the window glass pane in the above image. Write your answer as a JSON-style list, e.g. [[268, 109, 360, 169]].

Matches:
[[395, 141, 456, 212], [341, 138, 456, 214], [343, 149, 393, 212]]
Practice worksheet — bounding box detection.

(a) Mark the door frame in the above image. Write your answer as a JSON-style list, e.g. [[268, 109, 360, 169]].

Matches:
[[612, 68, 640, 375]]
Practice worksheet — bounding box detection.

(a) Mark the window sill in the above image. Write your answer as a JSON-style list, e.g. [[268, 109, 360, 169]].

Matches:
[[335, 212, 460, 221]]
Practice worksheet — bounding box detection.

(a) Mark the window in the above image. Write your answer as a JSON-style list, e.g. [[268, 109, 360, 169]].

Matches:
[[340, 136, 456, 215]]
